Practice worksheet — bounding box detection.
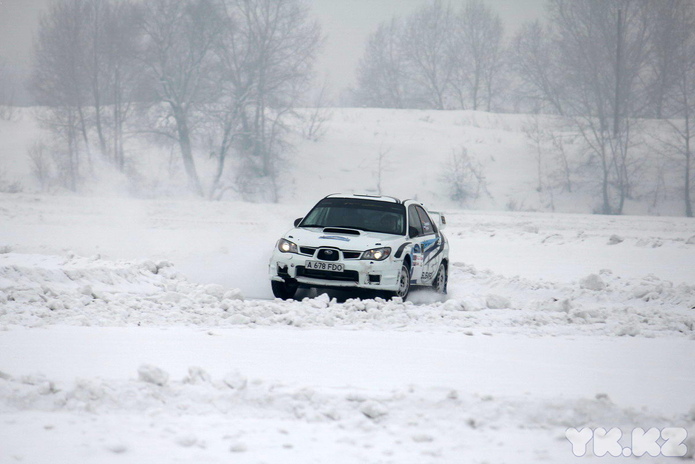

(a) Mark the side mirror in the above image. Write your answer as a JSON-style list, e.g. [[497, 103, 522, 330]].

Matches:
[[408, 226, 419, 238], [293, 217, 303, 227]]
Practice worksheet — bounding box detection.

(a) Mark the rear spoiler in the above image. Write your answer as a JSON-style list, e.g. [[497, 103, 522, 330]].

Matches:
[[429, 211, 447, 231]]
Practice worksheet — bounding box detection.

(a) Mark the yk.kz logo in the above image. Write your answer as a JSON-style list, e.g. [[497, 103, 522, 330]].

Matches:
[[566, 427, 688, 457]]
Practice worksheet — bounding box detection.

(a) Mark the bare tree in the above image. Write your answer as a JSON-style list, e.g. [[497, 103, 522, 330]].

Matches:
[[215, 0, 322, 202], [547, 128, 575, 193], [656, 0, 695, 216], [30, 0, 142, 188], [87, 0, 143, 170], [28, 141, 54, 191], [32, 0, 96, 190], [355, 18, 408, 108], [140, 0, 224, 195], [510, 20, 565, 115], [547, 0, 652, 214], [302, 79, 333, 142], [401, 0, 453, 109], [645, 0, 686, 118], [449, 0, 504, 111], [355, 0, 508, 111], [440, 146, 487, 205], [0, 59, 17, 121], [522, 115, 548, 194], [374, 145, 390, 195]]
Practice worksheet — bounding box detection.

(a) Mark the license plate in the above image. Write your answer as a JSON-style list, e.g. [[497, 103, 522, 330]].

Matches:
[[305, 261, 344, 272]]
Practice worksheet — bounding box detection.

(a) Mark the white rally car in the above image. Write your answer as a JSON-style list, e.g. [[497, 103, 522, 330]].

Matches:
[[269, 193, 449, 300]]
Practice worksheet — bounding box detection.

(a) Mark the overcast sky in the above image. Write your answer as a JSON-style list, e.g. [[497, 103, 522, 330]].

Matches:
[[0, 0, 545, 99]]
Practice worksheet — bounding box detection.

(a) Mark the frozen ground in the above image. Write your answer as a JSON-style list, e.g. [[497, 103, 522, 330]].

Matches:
[[1, 193, 695, 463]]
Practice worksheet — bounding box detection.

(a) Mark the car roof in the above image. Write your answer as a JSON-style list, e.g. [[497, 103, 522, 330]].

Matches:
[[324, 193, 402, 204], [323, 193, 427, 208]]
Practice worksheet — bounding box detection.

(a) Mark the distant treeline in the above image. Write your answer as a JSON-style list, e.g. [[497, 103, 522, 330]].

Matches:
[[2, 0, 692, 216], [355, 0, 694, 216], [27, 0, 321, 201]]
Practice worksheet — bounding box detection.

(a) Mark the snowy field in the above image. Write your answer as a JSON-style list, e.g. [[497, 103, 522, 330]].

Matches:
[[1, 192, 694, 463]]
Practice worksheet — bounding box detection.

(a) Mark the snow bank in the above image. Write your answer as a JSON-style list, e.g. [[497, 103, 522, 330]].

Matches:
[[1, 252, 693, 338], [0, 366, 680, 428], [0, 366, 689, 462]]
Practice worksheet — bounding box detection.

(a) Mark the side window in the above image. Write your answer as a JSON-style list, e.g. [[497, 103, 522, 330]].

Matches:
[[415, 206, 435, 235], [408, 206, 423, 237]]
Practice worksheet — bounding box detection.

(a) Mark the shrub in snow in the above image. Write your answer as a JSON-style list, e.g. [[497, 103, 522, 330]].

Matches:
[[360, 400, 388, 420], [607, 234, 624, 245], [687, 235, 695, 245], [137, 364, 169, 386], [579, 274, 606, 291], [486, 294, 510, 309], [440, 146, 487, 206]]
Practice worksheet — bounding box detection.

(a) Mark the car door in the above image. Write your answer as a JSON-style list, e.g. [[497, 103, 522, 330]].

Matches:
[[407, 205, 425, 283], [414, 205, 443, 284]]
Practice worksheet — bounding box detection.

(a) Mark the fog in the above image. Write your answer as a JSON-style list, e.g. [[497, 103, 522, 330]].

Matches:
[[1, 0, 692, 217]]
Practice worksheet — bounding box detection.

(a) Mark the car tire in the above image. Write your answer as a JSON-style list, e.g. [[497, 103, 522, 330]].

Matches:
[[433, 263, 447, 294], [389, 264, 410, 301], [271, 280, 298, 300]]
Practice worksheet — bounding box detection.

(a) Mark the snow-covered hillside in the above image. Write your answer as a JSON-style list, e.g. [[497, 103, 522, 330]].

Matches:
[[0, 107, 686, 215], [1, 193, 694, 463]]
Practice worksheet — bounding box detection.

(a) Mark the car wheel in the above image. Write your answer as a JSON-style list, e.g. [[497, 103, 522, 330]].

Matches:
[[433, 263, 447, 294], [271, 280, 298, 300], [393, 264, 411, 300]]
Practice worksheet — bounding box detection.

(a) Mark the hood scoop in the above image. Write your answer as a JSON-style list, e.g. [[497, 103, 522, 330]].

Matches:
[[322, 227, 361, 236]]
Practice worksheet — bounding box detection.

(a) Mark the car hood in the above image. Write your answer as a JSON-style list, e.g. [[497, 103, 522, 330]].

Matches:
[[285, 227, 404, 251]]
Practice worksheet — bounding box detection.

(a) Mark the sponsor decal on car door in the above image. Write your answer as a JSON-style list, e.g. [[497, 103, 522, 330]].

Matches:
[[415, 206, 442, 283], [407, 205, 429, 284]]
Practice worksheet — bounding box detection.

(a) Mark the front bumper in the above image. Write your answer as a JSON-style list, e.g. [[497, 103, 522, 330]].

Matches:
[[269, 250, 401, 292]]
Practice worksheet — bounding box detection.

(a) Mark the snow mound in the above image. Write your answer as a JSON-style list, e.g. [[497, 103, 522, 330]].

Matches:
[[138, 364, 169, 386], [579, 274, 606, 291], [1, 253, 694, 337], [0, 368, 683, 433]]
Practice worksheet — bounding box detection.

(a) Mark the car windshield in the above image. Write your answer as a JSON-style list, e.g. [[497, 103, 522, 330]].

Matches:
[[300, 198, 406, 235]]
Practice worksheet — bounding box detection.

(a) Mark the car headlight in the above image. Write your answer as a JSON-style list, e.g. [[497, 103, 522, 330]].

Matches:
[[361, 247, 391, 261], [277, 238, 298, 253]]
